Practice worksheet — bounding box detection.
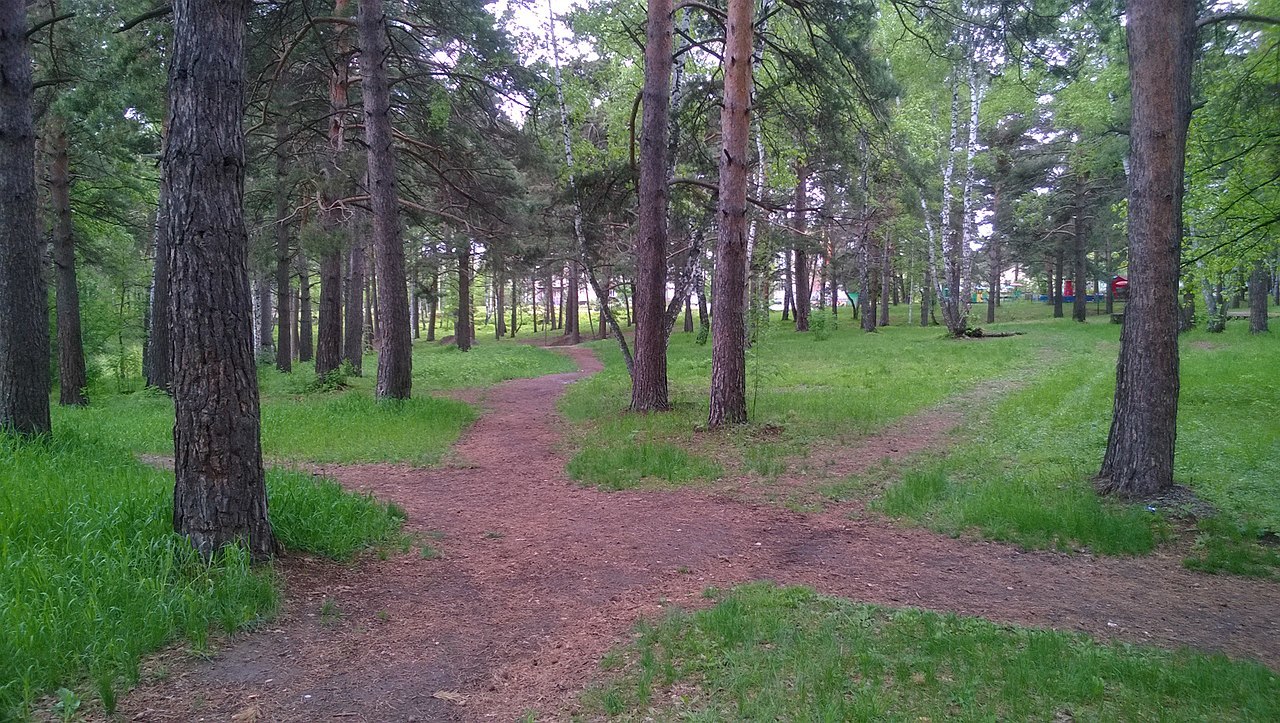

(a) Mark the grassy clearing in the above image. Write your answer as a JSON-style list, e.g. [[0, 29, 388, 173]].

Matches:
[[584, 582, 1280, 721], [869, 319, 1279, 571], [561, 313, 1039, 490], [56, 339, 572, 466], [0, 433, 404, 720]]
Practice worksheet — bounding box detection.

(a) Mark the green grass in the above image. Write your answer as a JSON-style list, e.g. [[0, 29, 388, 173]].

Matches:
[[562, 313, 1040, 490], [870, 320, 1279, 567], [57, 339, 574, 466], [0, 433, 404, 720], [584, 582, 1280, 721], [567, 441, 724, 490]]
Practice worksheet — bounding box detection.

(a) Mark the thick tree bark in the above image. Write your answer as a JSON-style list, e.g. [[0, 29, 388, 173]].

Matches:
[[564, 263, 581, 343], [630, 0, 674, 410], [707, 0, 753, 427], [316, 253, 343, 373], [48, 118, 88, 406], [793, 163, 811, 332], [274, 120, 292, 373], [298, 259, 313, 361], [343, 236, 365, 373], [359, 0, 412, 400], [0, 1, 51, 434], [1249, 259, 1270, 333], [166, 0, 276, 559], [1097, 0, 1195, 498]]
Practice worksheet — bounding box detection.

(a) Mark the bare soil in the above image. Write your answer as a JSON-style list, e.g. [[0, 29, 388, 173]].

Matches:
[[110, 346, 1280, 722]]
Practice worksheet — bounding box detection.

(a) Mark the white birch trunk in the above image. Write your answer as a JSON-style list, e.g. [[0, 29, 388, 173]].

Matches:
[[939, 74, 961, 333], [958, 58, 986, 330]]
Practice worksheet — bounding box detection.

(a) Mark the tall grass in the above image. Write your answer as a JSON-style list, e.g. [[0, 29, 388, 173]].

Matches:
[[585, 582, 1280, 720], [0, 433, 404, 719]]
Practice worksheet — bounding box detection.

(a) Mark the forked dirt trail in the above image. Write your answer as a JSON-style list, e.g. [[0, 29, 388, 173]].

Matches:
[[116, 347, 1280, 721]]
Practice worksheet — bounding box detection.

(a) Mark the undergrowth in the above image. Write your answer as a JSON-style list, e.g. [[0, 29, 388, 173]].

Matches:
[[584, 582, 1280, 720], [0, 433, 404, 719]]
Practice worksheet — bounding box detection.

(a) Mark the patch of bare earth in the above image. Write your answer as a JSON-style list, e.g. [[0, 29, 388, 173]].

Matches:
[[109, 346, 1280, 722]]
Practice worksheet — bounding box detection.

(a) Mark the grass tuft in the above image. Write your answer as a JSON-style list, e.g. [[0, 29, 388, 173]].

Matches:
[[567, 441, 722, 490]]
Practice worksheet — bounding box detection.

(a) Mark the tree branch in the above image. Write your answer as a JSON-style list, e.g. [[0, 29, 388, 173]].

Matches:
[[115, 5, 170, 33], [1196, 12, 1280, 29]]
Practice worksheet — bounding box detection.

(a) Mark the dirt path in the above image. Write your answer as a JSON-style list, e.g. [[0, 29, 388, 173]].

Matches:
[[114, 347, 1280, 722]]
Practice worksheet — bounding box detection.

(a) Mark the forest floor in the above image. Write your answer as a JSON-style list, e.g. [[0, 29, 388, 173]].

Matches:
[[106, 346, 1280, 722]]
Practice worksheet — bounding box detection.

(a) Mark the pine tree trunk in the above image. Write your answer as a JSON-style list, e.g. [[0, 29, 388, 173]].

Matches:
[[457, 238, 472, 351], [565, 263, 581, 343], [793, 163, 811, 332], [427, 267, 438, 341], [290, 287, 299, 359], [859, 232, 876, 331], [1097, 0, 1195, 498], [274, 119, 292, 372], [684, 295, 694, 332], [316, 253, 343, 374], [879, 235, 891, 327], [144, 130, 173, 391], [256, 277, 274, 354], [0, 0, 50, 434], [1249, 259, 1270, 334], [358, 0, 412, 398], [343, 237, 365, 373], [315, 0, 352, 378], [707, 0, 752, 427], [629, 0, 673, 410], [167, 0, 276, 559], [495, 264, 506, 339], [298, 259, 313, 361], [49, 118, 88, 406], [411, 261, 420, 340]]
